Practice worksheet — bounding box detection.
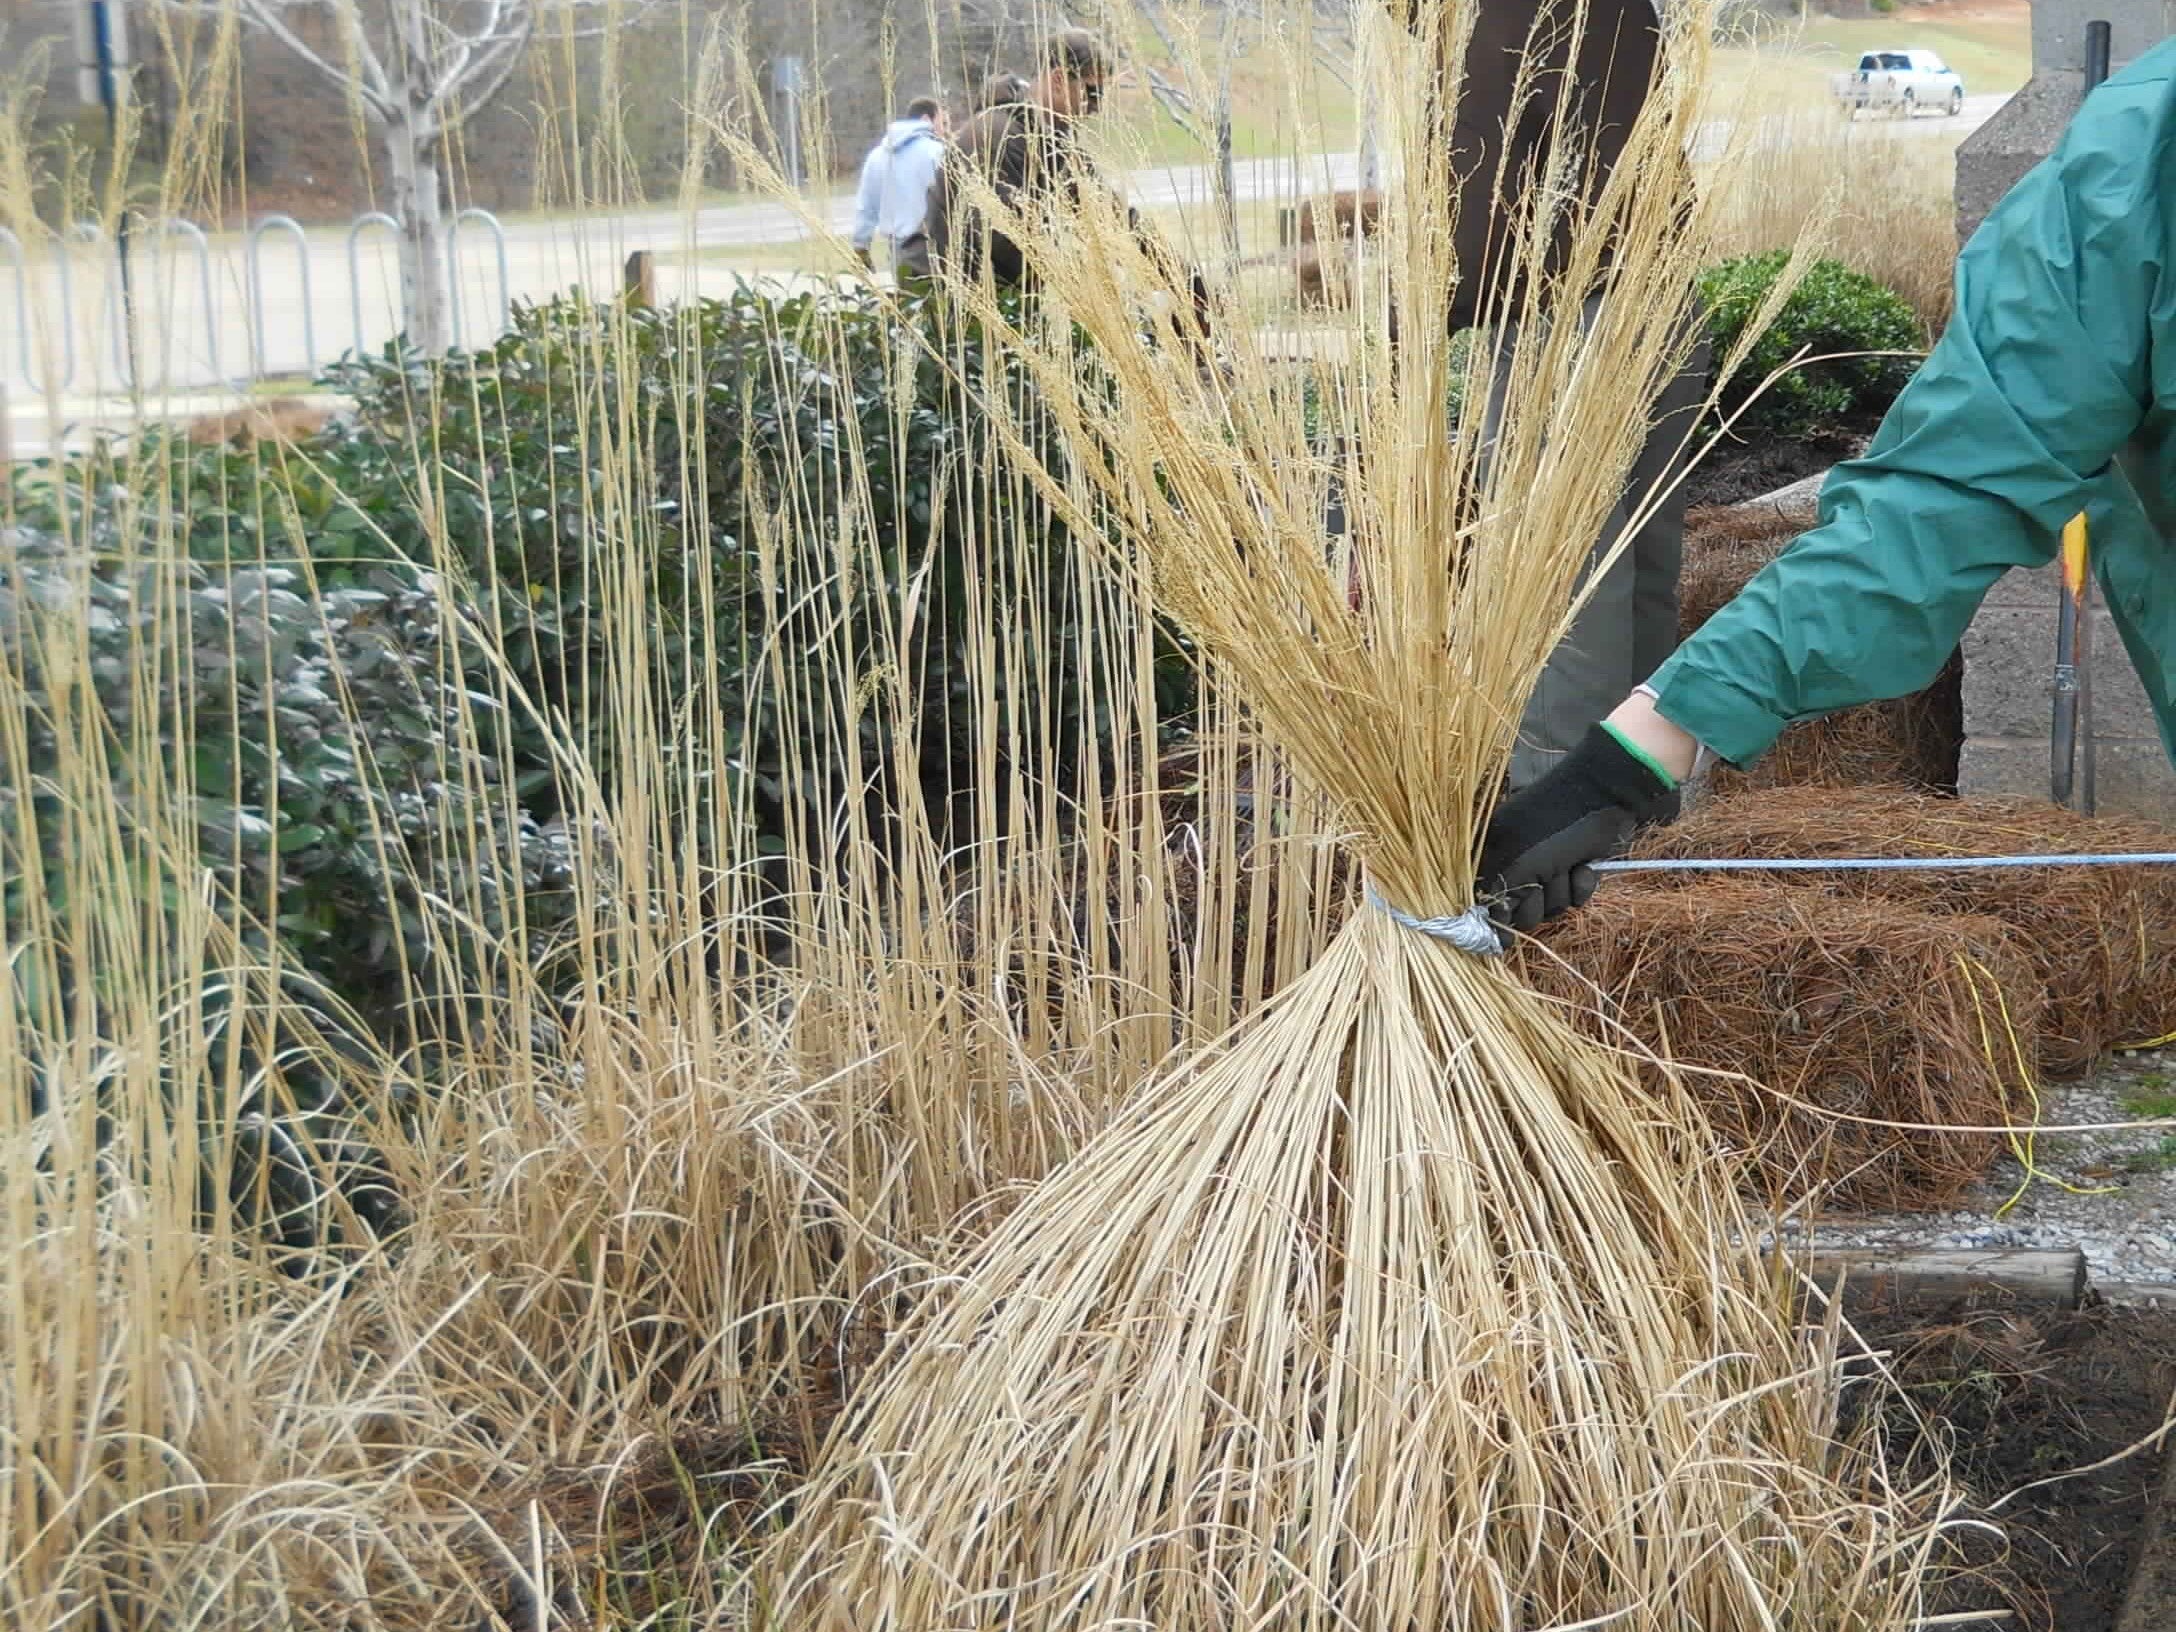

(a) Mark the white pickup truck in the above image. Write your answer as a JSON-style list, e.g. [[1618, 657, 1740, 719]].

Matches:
[[1830, 49, 1966, 117]]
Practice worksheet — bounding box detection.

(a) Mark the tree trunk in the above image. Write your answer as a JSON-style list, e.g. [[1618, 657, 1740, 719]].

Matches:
[[1214, 19, 1239, 263], [385, 112, 451, 355], [1215, 107, 1239, 262]]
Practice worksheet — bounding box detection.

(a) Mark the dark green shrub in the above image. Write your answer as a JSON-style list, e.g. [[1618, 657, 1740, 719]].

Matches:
[[7, 285, 1198, 1044], [0, 525, 573, 1041], [323, 287, 1197, 867], [1699, 251, 1925, 439]]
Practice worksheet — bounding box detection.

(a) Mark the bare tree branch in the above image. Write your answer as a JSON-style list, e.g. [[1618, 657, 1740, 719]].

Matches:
[[435, 20, 535, 132], [166, 0, 650, 126], [1141, 65, 1208, 141], [426, 0, 518, 98], [219, 0, 396, 119]]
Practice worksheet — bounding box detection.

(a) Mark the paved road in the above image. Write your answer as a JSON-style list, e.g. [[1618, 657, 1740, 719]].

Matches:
[[0, 88, 2003, 406]]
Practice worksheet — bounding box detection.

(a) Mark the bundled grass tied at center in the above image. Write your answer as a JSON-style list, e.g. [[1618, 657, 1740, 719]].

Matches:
[[767, 5, 1960, 1627]]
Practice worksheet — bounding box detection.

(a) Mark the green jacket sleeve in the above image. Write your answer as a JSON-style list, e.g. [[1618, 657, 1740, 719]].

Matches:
[[1648, 72, 2169, 766]]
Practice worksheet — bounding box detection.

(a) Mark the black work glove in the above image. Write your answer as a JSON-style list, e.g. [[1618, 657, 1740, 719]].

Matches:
[[1477, 723, 1678, 941]]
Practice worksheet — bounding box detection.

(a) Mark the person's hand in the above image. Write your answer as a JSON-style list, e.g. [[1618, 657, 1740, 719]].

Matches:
[[1477, 723, 1678, 940]]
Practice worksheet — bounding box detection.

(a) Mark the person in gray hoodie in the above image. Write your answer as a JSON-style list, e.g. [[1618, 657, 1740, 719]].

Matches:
[[851, 96, 950, 277]]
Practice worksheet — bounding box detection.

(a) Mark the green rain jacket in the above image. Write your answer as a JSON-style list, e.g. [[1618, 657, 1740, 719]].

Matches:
[[1650, 39, 2176, 769]]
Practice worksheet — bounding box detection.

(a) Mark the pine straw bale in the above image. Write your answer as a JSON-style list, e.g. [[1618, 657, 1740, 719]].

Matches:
[[1684, 500, 1814, 555], [1522, 880, 2044, 1211], [1678, 510, 1961, 794], [1634, 787, 2176, 1074]]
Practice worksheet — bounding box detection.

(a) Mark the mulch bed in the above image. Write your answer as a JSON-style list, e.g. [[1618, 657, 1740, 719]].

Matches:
[[1679, 428, 1866, 509], [1849, 1297, 2176, 1632]]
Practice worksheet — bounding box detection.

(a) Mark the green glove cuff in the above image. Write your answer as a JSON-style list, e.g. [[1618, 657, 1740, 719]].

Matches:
[[1599, 721, 1678, 793]]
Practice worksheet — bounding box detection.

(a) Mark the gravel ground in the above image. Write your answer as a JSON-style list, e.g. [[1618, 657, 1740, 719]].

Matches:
[[1762, 1047, 2176, 1300]]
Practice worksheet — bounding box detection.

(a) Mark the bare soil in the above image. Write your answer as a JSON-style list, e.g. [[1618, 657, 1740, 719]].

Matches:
[[1851, 1298, 2176, 1632]]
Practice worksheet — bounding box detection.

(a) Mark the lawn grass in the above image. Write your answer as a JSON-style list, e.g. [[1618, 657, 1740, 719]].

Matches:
[[1091, 16, 1360, 169], [1711, 7, 2030, 112]]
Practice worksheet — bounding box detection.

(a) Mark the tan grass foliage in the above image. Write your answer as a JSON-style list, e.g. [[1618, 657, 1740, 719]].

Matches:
[[0, 3, 1985, 1627], [769, 5, 1958, 1625], [1706, 108, 1959, 334], [0, 25, 1306, 1625]]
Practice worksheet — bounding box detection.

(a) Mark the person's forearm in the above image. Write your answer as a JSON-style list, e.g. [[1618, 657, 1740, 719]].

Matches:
[[1604, 691, 1700, 783]]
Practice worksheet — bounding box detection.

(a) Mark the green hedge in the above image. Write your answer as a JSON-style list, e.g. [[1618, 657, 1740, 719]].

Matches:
[[1700, 251, 1926, 440], [0, 512, 572, 1040], [5, 286, 1198, 1046]]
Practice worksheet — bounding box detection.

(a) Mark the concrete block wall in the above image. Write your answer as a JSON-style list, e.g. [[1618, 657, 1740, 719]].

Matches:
[[1956, 3, 2176, 239], [1953, 2, 2176, 819], [1958, 562, 2176, 815]]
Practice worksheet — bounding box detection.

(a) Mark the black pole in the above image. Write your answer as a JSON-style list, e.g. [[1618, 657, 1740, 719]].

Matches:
[[91, 0, 137, 391], [2084, 19, 2112, 89], [2051, 20, 2111, 811]]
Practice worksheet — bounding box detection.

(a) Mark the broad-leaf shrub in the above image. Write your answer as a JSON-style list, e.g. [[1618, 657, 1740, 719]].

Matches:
[[0, 521, 574, 1041], [1700, 251, 1925, 439], [8, 284, 1197, 1044]]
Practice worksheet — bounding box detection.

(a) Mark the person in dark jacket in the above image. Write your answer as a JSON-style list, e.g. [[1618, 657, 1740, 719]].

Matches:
[[975, 71, 1031, 116], [926, 30, 1114, 287], [1411, 0, 1707, 792], [926, 29, 1211, 347]]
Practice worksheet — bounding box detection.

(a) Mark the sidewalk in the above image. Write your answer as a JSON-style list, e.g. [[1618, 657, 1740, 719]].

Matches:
[[2, 387, 349, 460]]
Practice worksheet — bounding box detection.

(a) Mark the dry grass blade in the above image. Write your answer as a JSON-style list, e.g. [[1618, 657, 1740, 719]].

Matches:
[[771, 4, 1953, 1625]]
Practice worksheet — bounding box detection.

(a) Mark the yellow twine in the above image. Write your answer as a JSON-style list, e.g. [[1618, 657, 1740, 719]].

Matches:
[[1954, 954, 2119, 1217]]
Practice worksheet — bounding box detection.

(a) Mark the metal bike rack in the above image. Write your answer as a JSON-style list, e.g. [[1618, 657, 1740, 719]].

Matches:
[[347, 211, 400, 358], [158, 218, 221, 389], [67, 222, 109, 388], [447, 207, 510, 349], [247, 214, 315, 377], [0, 228, 50, 394]]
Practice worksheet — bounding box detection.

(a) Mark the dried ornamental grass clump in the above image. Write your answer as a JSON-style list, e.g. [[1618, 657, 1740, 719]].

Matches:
[[1523, 880, 2044, 1210], [1638, 787, 2176, 1071], [768, 5, 1952, 1627]]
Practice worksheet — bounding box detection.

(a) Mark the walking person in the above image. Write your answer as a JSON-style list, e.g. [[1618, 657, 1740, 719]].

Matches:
[[927, 29, 1212, 350], [850, 95, 949, 279], [925, 30, 1115, 288], [975, 72, 1030, 116]]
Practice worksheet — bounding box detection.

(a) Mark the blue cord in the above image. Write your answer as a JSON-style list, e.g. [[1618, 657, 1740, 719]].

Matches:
[[1594, 852, 2176, 874]]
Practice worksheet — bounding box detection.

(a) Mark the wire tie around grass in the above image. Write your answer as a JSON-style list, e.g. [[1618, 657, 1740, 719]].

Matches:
[[1365, 885, 1502, 958]]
